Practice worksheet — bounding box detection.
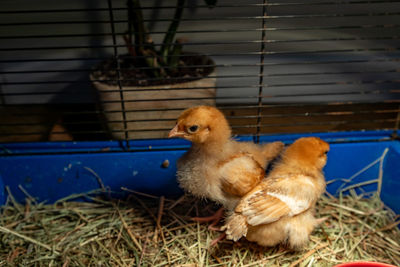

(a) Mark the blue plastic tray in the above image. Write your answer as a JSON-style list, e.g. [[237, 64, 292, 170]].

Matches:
[[1, 130, 399, 214]]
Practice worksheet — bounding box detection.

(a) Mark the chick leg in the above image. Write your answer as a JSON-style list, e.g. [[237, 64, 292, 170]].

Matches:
[[210, 232, 226, 246], [191, 207, 224, 231], [315, 216, 329, 225]]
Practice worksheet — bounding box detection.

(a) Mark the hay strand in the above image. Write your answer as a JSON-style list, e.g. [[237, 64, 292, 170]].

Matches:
[[0, 225, 58, 255]]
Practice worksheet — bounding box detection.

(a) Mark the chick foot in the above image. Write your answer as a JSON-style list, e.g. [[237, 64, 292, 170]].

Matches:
[[191, 207, 224, 231]]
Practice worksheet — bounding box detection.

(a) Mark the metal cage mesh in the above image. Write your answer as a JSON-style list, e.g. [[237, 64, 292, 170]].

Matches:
[[1, 0, 400, 143]]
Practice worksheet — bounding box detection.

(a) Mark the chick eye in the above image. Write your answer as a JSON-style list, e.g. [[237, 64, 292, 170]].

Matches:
[[188, 125, 199, 133]]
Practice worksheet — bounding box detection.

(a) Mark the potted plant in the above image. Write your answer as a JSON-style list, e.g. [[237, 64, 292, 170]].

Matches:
[[91, 0, 217, 139]]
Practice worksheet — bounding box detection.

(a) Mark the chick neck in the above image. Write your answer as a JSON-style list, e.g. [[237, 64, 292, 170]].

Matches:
[[274, 157, 323, 179], [191, 135, 229, 154], [191, 125, 231, 155]]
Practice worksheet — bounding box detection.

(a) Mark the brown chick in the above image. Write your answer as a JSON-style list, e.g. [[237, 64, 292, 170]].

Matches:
[[168, 106, 284, 214], [222, 137, 329, 250]]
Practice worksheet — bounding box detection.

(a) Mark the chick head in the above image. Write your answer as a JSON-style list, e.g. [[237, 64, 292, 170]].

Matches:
[[168, 106, 231, 144], [283, 137, 330, 170]]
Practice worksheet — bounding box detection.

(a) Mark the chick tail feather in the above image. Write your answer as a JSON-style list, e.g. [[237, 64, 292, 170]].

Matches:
[[222, 213, 248, 242], [261, 141, 285, 162]]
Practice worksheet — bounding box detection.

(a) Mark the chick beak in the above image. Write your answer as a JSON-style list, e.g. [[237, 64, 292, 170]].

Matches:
[[168, 124, 184, 138]]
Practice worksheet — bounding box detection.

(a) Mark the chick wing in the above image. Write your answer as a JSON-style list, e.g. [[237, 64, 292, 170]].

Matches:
[[218, 153, 265, 197], [224, 174, 318, 240], [238, 174, 317, 225]]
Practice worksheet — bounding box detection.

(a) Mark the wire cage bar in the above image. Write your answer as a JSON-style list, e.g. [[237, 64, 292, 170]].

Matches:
[[1, 0, 400, 144]]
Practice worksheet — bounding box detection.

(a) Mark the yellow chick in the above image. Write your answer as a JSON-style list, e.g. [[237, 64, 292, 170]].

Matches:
[[169, 106, 284, 225], [222, 137, 329, 249]]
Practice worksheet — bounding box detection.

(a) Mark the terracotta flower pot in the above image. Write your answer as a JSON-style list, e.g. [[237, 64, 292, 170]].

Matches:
[[91, 55, 216, 139]]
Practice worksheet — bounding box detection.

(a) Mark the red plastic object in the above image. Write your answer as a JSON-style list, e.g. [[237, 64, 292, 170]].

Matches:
[[334, 262, 397, 267]]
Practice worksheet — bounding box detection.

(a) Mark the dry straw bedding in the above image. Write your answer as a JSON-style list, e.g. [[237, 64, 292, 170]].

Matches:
[[0, 186, 399, 267]]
